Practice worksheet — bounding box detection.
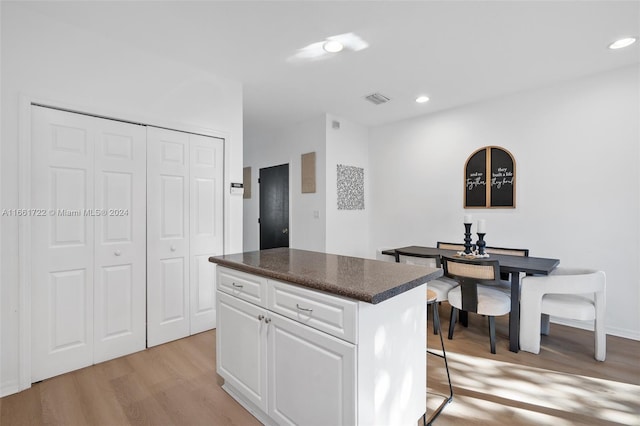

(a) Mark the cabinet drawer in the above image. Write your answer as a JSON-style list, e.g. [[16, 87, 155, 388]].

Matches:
[[267, 280, 357, 343], [218, 267, 267, 307]]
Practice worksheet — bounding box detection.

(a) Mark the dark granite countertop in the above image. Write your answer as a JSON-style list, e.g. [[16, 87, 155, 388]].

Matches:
[[209, 248, 443, 304]]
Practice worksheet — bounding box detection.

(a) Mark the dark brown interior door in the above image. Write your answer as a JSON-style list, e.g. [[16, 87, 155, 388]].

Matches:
[[259, 164, 289, 250]]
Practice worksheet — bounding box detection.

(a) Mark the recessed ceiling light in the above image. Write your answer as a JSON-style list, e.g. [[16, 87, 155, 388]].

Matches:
[[608, 37, 637, 50], [415, 95, 430, 104], [323, 40, 344, 53]]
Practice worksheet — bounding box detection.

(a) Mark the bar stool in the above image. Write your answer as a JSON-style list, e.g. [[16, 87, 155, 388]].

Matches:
[[424, 289, 453, 425]]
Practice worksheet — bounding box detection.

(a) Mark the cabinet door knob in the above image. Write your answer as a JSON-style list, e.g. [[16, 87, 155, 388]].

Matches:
[[296, 304, 313, 313], [282, 228, 288, 234], [170, 245, 176, 252], [264, 317, 271, 324], [258, 314, 265, 321], [114, 250, 122, 256]]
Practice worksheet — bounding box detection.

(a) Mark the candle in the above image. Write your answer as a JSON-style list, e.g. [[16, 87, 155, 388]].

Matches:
[[477, 219, 486, 233], [464, 215, 472, 224]]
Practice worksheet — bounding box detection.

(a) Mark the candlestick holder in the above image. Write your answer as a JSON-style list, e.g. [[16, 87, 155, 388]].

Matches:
[[463, 223, 473, 254], [476, 233, 486, 256]]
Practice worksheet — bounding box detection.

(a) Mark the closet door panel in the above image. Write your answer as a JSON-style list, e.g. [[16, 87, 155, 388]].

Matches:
[[31, 106, 95, 382], [147, 127, 190, 347], [94, 120, 146, 363], [190, 134, 224, 334]]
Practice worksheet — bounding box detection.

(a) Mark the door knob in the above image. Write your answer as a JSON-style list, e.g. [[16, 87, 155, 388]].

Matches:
[[170, 245, 176, 252], [282, 228, 288, 234], [114, 250, 122, 256]]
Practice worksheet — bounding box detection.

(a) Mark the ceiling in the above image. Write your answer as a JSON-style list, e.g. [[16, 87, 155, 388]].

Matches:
[[22, 1, 640, 134]]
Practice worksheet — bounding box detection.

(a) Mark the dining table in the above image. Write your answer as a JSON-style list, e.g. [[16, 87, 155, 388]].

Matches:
[[381, 245, 560, 353]]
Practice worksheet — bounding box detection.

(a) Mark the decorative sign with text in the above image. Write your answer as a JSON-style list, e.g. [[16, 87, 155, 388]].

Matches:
[[464, 146, 515, 208]]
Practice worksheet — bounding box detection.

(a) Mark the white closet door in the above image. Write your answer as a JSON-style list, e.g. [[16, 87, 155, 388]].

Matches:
[[93, 119, 147, 363], [31, 106, 96, 382], [189, 134, 224, 334], [147, 127, 190, 347]]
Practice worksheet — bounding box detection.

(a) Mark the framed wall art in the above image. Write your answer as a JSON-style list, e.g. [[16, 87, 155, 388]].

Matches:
[[464, 146, 515, 208]]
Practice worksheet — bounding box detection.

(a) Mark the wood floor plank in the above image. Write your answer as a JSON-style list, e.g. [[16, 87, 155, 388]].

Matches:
[[38, 374, 90, 426], [0, 381, 43, 426], [1, 311, 638, 426], [73, 365, 130, 426]]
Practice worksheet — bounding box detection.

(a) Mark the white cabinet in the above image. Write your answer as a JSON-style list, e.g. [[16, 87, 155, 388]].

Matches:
[[216, 265, 426, 426], [217, 291, 268, 411], [216, 267, 356, 426], [267, 313, 355, 426]]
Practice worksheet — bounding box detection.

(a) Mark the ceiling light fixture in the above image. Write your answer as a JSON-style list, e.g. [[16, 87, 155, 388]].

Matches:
[[289, 33, 368, 62], [415, 95, 430, 104], [608, 37, 637, 50], [323, 40, 344, 53]]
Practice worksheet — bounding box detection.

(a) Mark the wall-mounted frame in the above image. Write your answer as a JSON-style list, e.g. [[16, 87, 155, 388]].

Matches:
[[243, 166, 252, 199], [464, 146, 515, 208], [301, 152, 316, 193]]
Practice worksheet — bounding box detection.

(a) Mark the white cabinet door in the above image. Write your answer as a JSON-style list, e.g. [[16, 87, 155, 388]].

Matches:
[[189, 134, 224, 334], [268, 313, 356, 426], [93, 118, 147, 363], [217, 291, 268, 411], [147, 127, 190, 347]]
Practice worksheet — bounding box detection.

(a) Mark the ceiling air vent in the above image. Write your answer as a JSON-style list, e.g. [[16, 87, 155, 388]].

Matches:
[[364, 92, 391, 105]]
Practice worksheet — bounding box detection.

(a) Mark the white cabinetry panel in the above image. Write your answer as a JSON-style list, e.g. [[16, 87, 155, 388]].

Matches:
[[217, 291, 268, 411], [268, 314, 355, 426]]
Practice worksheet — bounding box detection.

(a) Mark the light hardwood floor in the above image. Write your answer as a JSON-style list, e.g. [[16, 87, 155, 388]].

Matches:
[[2, 303, 638, 426], [426, 302, 640, 426]]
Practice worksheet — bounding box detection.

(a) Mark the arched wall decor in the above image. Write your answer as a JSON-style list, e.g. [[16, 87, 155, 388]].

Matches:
[[464, 146, 515, 208]]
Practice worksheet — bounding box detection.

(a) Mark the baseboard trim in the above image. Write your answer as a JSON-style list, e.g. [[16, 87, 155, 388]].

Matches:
[[0, 379, 20, 398], [550, 317, 640, 341]]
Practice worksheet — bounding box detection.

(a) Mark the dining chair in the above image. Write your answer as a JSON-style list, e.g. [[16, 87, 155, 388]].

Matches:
[[437, 241, 467, 252], [442, 256, 510, 354], [484, 246, 529, 257], [484, 245, 529, 283], [395, 251, 457, 335], [519, 267, 606, 361]]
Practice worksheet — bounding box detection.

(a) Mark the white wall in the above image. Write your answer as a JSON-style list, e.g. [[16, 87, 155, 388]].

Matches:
[[325, 115, 370, 258], [243, 116, 327, 252], [1, 3, 243, 396], [368, 65, 640, 340]]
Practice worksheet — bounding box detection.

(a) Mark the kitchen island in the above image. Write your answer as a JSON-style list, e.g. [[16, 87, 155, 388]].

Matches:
[[209, 248, 443, 426]]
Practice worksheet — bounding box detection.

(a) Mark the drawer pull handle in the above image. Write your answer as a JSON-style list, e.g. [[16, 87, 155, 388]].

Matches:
[[232, 282, 243, 288], [296, 304, 313, 313]]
